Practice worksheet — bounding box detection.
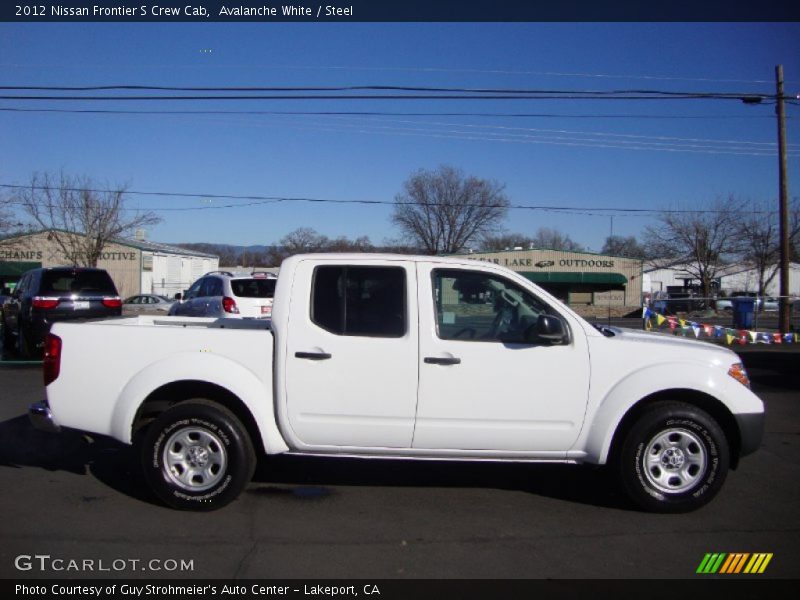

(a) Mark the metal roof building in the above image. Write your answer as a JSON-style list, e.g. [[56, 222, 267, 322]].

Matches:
[[0, 230, 219, 299]]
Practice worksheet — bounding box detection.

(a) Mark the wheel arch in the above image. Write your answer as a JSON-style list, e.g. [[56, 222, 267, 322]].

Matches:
[[131, 380, 266, 457], [606, 389, 742, 470], [110, 353, 289, 455]]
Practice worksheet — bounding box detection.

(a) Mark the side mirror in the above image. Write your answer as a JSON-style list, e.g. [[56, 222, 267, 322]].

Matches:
[[527, 314, 568, 344], [174, 292, 183, 301]]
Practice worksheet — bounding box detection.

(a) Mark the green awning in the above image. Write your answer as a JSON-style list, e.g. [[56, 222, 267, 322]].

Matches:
[[0, 261, 41, 277], [520, 271, 628, 285]]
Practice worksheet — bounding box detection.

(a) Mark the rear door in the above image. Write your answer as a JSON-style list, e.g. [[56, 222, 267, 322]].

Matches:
[[283, 259, 418, 448]]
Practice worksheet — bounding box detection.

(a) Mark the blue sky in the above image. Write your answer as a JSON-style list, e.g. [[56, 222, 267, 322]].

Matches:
[[1, 22, 799, 252]]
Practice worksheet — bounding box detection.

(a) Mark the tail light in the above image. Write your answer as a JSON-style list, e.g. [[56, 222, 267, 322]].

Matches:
[[222, 296, 239, 314], [43, 334, 62, 386], [102, 297, 122, 308], [32, 297, 60, 310]]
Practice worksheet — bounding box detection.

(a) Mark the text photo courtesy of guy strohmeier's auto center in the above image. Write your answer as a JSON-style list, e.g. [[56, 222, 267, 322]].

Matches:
[[0, 14, 799, 585]]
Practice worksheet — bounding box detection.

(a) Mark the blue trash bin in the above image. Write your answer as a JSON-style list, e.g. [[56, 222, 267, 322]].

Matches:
[[731, 297, 755, 329]]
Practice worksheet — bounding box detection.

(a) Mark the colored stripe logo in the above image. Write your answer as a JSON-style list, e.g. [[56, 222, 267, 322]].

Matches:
[[697, 553, 773, 574]]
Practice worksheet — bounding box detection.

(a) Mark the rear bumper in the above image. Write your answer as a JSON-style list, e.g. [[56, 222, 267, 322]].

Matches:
[[735, 412, 764, 457], [29, 400, 61, 433]]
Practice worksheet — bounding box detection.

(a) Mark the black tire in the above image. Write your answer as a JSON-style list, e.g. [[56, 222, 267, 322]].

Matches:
[[140, 400, 256, 511], [617, 402, 729, 513]]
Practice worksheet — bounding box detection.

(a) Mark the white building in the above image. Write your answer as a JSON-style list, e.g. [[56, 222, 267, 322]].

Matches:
[[643, 261, 800, 298], [132, 239, 220, 298]]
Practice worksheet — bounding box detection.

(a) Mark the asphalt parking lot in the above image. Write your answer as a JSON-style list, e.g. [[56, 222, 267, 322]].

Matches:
[[0, 348, 798, 581]]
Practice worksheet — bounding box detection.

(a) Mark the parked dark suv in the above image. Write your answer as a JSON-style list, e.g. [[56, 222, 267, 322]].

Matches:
[[1, 267, 122, 359]]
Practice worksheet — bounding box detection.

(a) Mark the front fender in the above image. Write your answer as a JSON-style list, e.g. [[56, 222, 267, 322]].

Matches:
[[110, 352, 289, 454], [578, 361, 763, 464]]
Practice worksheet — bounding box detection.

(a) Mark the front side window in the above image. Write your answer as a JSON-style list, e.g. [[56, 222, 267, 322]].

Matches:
[[432, 269, 556, 343], [186, 279, 203, 299], [311, 266, 406, 337]]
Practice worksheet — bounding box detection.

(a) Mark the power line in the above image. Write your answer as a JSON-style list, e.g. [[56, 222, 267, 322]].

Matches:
[[1, 63, 793, 85], [0, 107, 781, 120], [302, 115, 800, 148], [0, 90, 788, 101], [0, 183, 787, 216], [193, 115, 795, 156], [0, 95, 774, 101], [0, 84, 779, 98]]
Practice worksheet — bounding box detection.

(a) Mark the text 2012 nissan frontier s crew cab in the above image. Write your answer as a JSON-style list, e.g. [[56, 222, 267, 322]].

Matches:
[[30, 254, 764, 512]]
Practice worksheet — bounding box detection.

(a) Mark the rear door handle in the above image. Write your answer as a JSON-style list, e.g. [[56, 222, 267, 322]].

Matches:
[[424, 356, 461, 365], [295, 351, 332, 360]]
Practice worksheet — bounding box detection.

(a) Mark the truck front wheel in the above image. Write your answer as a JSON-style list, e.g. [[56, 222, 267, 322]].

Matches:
[[618, 402, 729, 513], [140, 400, 256, 511]]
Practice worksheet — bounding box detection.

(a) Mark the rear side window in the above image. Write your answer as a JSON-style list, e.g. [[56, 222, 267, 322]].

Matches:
[[40, 270, 117, 295], [231, 279, 276, 298], [201, 277, 223, 297], [311, 266, 406, 337]]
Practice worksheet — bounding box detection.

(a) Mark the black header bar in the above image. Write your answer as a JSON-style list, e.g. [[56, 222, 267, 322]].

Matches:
[[3, 1, 800, 23]]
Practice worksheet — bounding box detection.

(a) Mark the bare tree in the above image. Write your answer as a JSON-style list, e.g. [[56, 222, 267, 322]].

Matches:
[[601, 235, 648, 259], [481, 229, 586, 253], [325, 235, 374, 253], [391, 166, 509, 255], [14, 172, 161, 267], [645, 197, 744, 300], [0, 193, 23, 240], [267, 228, 377, 264], [529, 227, 585, 252], [736, 198, 800, 296], [481, 232, 536, 252], [379, 237, 422, 255]]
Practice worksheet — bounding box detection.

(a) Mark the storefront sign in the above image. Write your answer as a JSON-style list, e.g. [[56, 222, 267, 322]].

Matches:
[[0, 250, 43, 260]]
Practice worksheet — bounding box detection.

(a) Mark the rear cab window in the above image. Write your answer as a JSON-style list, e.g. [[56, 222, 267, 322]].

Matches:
[[311, 266, 406, 337]]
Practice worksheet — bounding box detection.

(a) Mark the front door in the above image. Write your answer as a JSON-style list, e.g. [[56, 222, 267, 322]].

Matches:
[[414, 265, 590, 453], [283, 259, 419, 448]]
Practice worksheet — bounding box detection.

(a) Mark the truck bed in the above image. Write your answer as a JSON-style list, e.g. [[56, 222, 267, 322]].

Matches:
[[45, 315, 274, 442]]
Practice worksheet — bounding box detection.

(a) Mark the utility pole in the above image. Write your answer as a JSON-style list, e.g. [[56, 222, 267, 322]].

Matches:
[[776, 65, 790, 334]]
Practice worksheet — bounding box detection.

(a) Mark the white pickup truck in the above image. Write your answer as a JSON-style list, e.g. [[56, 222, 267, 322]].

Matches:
[[30, 254, 764, 513]]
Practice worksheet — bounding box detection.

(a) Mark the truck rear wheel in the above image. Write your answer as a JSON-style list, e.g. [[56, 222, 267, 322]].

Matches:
[[141, 400, 256, 511], [618, 402, 729, 513]]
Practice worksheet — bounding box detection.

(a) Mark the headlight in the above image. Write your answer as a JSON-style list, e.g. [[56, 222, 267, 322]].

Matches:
[[728, 363, 751, 388]]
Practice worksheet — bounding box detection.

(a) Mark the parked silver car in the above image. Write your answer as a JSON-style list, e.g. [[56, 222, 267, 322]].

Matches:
[[169, 271, 277, 319], [122, 294, 175, 315]]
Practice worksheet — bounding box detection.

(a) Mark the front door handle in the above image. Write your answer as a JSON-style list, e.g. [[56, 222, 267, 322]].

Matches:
[[424, 356, 461, 365], [295, 351, 332, 360]]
